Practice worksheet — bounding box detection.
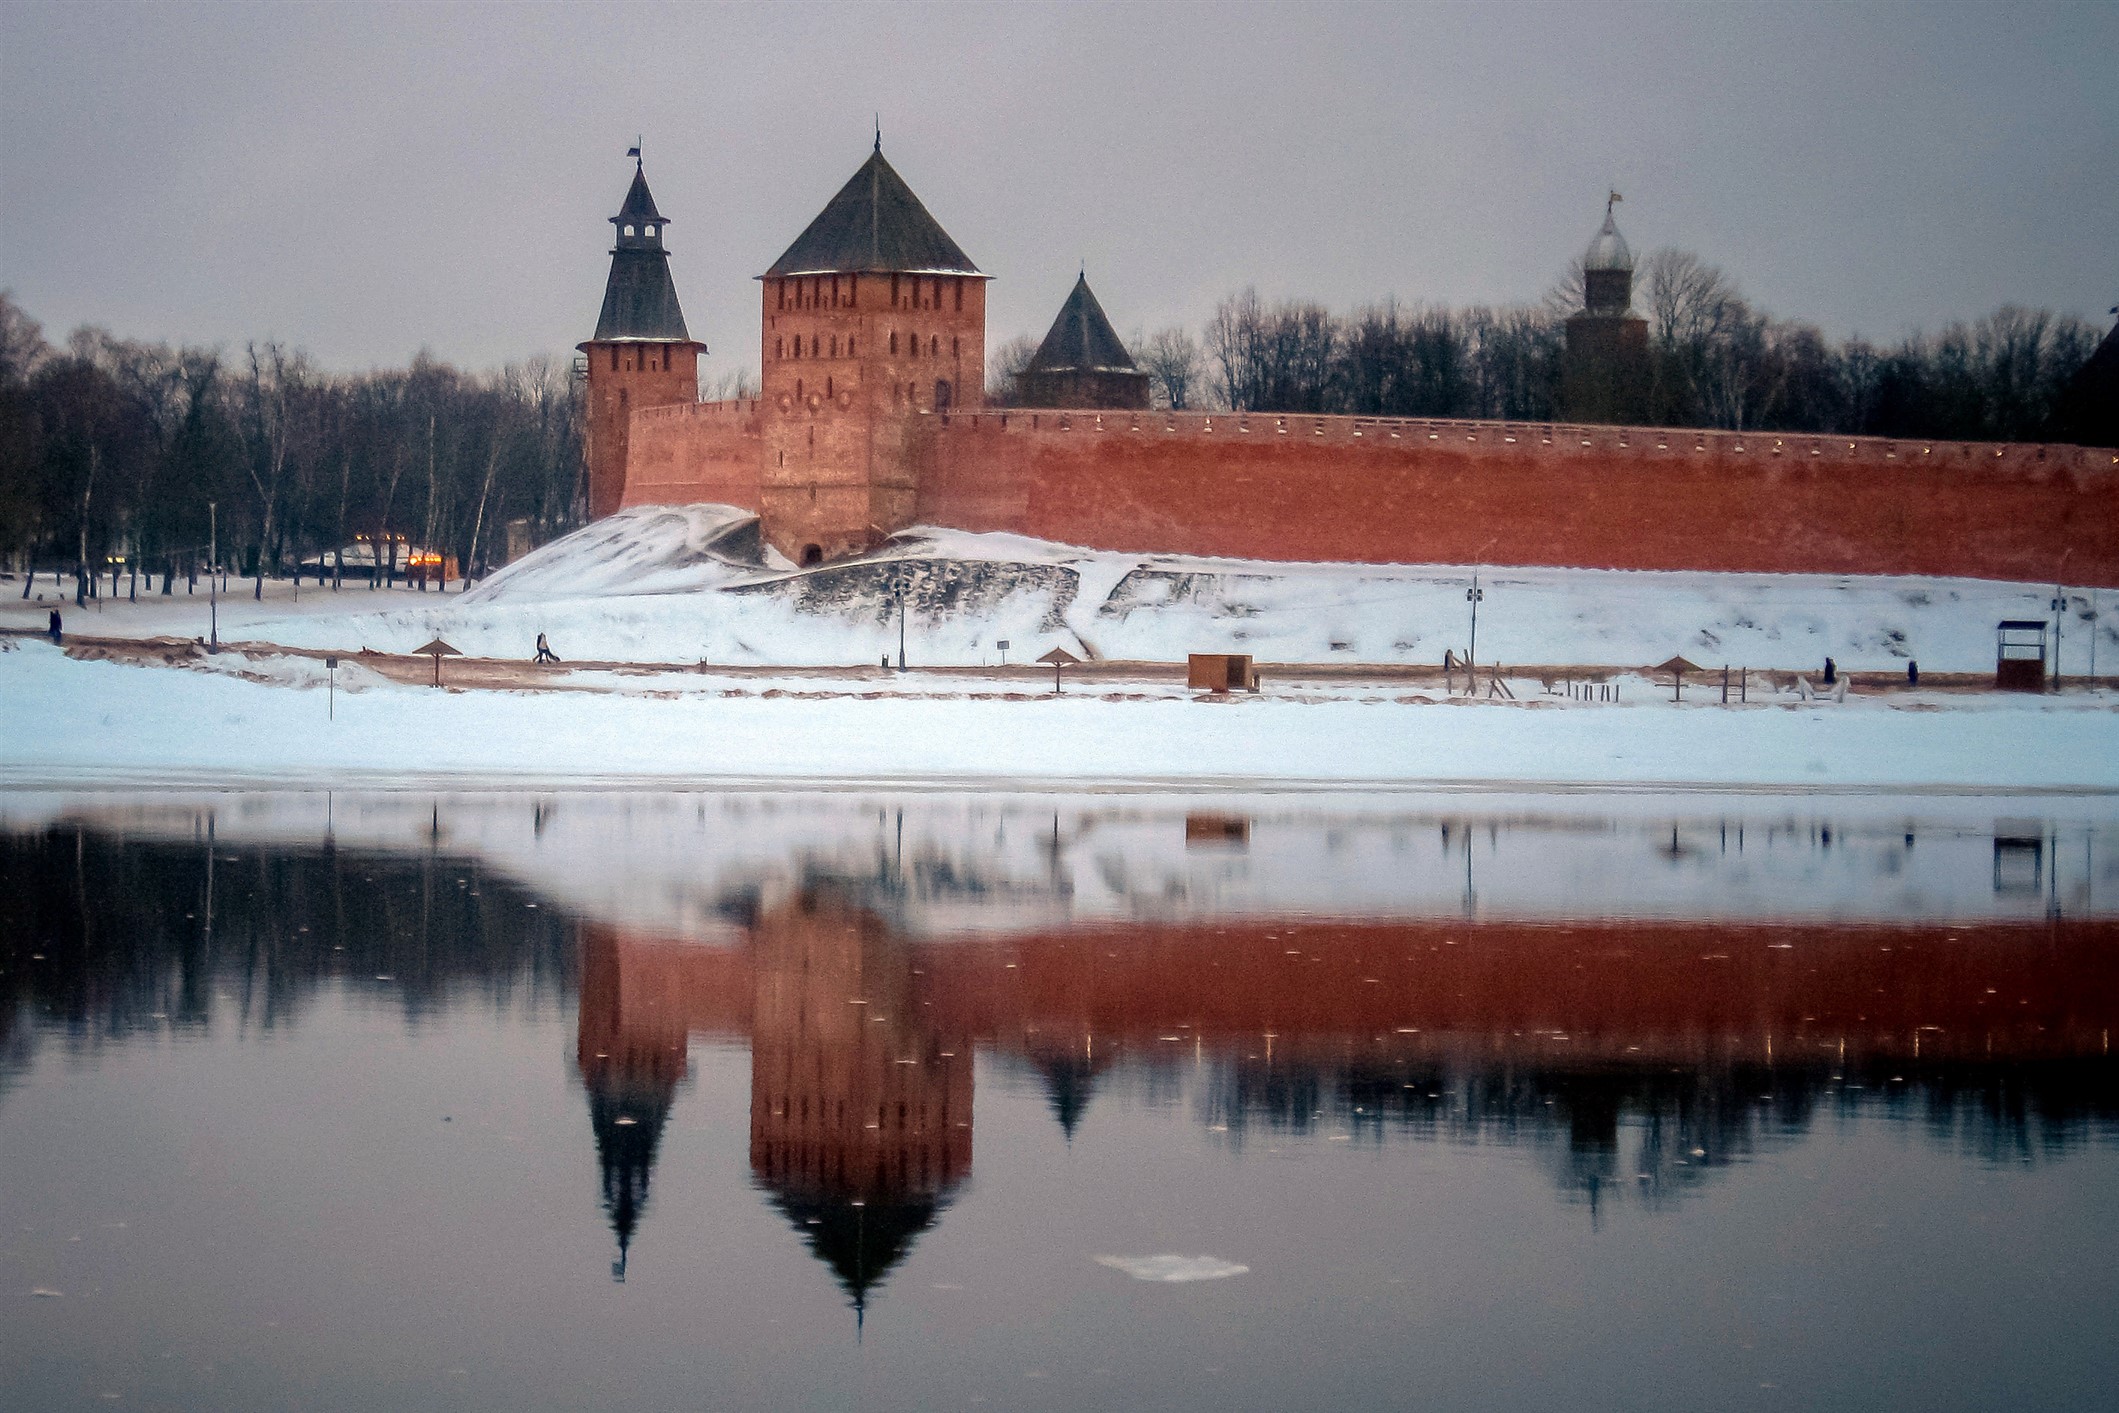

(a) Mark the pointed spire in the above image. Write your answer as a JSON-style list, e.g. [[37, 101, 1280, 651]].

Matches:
[[591, 153, 692, 342], [614, 164, 666, 229]]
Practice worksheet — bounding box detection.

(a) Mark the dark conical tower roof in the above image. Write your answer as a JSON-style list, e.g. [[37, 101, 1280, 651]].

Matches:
[[765, 145, 981, 277], [585, 1062, 679, 1282], [592, 159, 693, 342], [1034, 1051, 1100, 1140], [769, 1193, 946, 1329], [1025, 273, 1138, 374]]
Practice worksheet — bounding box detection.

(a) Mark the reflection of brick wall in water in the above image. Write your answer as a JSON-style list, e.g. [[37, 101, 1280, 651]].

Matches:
[[747, 888, 972, 1206], [576, 907, 2116, 1282], [916, 916, 2119, 1064], [584, 910, 2119, 1072]]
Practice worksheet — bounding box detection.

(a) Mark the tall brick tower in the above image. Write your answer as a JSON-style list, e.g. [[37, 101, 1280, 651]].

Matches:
[[578, 155, 704, 520], [757, 139, 987, 564]]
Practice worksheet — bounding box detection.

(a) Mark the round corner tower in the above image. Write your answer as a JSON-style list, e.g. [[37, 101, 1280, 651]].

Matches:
[[756, 141, 988, 565], [578, 155, 705, 521]]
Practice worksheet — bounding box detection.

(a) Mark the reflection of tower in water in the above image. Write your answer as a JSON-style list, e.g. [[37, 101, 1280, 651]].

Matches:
[[748, 883, 971, 1326], [576, 922, 688, 1282]]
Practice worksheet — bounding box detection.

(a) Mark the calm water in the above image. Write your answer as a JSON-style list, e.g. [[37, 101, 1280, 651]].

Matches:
[[3, 790, 2117, 1412]]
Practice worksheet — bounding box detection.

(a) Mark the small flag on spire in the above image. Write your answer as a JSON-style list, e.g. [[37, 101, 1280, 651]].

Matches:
[[627, 146, 641, 159]]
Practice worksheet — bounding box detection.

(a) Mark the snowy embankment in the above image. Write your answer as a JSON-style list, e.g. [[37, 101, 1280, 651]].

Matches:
[[48, 503, 2101, 676], [3, 639, 2114, 792]]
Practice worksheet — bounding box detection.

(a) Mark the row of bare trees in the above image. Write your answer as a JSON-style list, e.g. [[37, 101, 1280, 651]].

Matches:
[[0, 293, 585, 602], [991, 250, 2107, 442]]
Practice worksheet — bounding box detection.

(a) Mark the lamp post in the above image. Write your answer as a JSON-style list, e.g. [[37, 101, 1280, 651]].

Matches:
[[2089, 590, 2099, 687], [2052, 586, 2066, 689], [896, 571, 908, 673], [1466, 569, 1484, 689], [207, 500, 219, 654]]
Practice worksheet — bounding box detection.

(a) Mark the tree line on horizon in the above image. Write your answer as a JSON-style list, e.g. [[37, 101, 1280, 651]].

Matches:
[[0, 292, 585, 602], [4, 247, 2110, 599], [991, 247, 2110, 445]]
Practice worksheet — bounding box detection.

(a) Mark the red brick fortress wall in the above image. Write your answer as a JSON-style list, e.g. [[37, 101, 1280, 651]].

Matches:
[[913, 410, 2119, 586], [621, 399, 765, 512]]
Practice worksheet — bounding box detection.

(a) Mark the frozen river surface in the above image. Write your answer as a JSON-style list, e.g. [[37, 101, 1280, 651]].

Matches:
[[3, 788, 2116, 1411]]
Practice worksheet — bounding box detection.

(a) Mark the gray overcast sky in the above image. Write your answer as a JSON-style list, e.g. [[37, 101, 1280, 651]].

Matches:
[[2, 0, 2113, 377]]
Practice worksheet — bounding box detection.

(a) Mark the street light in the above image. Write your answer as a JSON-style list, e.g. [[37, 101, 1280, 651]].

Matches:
[[208, 500, 219, 654], [2052, 585, 2067, 689], [896, 570, 908, 673], [1466, 568, 1484, 685]]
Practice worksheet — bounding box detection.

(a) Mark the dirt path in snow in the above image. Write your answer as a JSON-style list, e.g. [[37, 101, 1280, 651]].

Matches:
[[11, 627, 2062, 699]]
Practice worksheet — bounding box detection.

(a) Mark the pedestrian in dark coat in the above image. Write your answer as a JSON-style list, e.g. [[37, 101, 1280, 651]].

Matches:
[[1822, 656, 1836, 685], [48, 609, 61, 643]]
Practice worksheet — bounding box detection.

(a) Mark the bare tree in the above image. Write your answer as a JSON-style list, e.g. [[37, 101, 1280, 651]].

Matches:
[[1207, 288, 1265, 411], [700, 365, 759, 401], [1138, 326, 1204, 410], [235, 342, 312, 597], [984, 335, 1039, 406], [1541, 257, 1588, 321], [1640, 249, 1744, 353], [1463, 305, 1562, 421], [0, 292, 49, 386]]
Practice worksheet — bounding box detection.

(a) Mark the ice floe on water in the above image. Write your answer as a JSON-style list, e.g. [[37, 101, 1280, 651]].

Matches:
[[1095, 1254, 1250, 1282]]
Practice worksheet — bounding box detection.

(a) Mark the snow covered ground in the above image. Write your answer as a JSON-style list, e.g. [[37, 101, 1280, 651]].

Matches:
[[5, 506, 2113, 792], [3, 637, 2114, 792], [8, 504, 2112, 675]]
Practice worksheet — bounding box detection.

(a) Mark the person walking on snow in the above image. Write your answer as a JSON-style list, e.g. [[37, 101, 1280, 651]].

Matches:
[[534, 632, 560, 665], [48, 608, 62, 643]]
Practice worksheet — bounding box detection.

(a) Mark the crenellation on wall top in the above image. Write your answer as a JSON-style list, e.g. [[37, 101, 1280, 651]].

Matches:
[[634, 397, 761, 423], [927, 408, 2113, 470]]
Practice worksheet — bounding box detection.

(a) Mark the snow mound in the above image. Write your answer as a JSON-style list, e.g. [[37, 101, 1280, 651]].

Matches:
[[197, 651, 395, 693], [222, 502, 2110, 675], [467, 504, 769, 603]]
